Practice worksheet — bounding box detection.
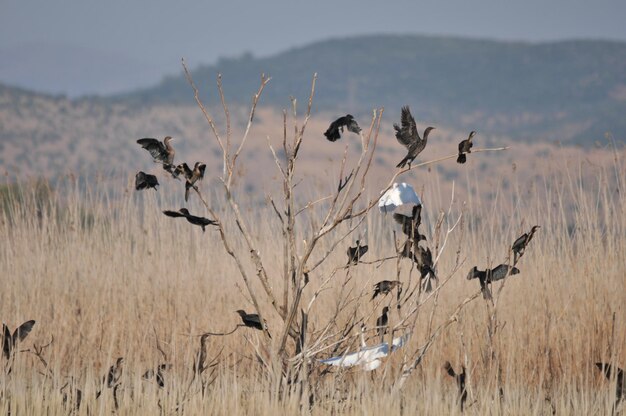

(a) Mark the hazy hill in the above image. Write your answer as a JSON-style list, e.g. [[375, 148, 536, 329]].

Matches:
[[118, 34, 626, 145]]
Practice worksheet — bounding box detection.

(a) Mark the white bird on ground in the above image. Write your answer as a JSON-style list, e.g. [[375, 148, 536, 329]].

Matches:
[[378, 182, 421, 213], [319, 326, 411, 371]]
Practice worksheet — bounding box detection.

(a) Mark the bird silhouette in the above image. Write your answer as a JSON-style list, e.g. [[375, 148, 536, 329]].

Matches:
[[394, 106, 435, 168], [324, 115, 361, 142], [394, 205, 426, 241], [142, 364, 172, 388], [415, 246, 437, 292], [2, 320, 35, 359], [457, 131, 476, 164], [236, 310, 271, 338], [135, 171, 159, 191], [595, 362, 624, 408], [444, 361, 468, 412], [162, 208, 218, 232], [372, 280, 402, 300], [467, 264, 520, 300], [376, 306, 389, 341], [347, 240, 369, 265], [511, 225, 540, 263], [137, 136, 176, 173]]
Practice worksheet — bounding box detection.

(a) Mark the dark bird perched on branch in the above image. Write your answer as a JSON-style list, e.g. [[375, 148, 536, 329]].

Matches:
[[174, 162, 207, 201], [376, 306, 389, 341], [347, 240, 368, 265], [236, 310, 271, 338], [135, 171, 159, 191], [324, 115, 361, 142], [96, 357, 124, 399], [394, 106, 435, 169], [399, 239, 417, 261], [142, 364, 172, 388], [466, 264, 520, 300], [137, 136, 176, 173], [372, 280, 402, 300], [394, 205, 426, 241], [444, 361, 468, 412], [162, 208, 218, 232], [415, 246, 437, 292], [595, 362, 624, 407], [511, 225, 540, 264], [457, 131, 476, 164], [2, 320, 35, 359]]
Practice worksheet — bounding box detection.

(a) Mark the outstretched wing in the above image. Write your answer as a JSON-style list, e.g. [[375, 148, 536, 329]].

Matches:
[[394, 106, 419, 148], [137, 138, 167, 162], [2, 324, 11, 358], [163, 210, 186, 218], [346, 118, 361, 134], [13, 320, 35, 344]]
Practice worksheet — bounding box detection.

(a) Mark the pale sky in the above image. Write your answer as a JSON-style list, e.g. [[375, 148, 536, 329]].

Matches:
[[1, 0, 625, 96]]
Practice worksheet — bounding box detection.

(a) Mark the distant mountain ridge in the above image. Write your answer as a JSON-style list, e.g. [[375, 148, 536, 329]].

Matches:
[[115, 34, 626, 145]]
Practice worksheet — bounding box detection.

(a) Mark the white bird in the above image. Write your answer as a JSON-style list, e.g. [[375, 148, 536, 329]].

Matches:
[[319, 327, 411, 371], [378, 182, 421, 213]]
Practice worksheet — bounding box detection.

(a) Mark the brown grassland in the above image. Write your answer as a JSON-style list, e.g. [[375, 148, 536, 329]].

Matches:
[[1, 74, 625, 415]]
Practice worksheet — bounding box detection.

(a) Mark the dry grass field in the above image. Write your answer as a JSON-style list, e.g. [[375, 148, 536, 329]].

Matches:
[[1, 80, 625, 415]]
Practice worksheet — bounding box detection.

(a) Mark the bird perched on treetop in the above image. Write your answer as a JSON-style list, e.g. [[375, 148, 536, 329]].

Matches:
[[394, 106, 435, 169], [137, 136, 176, 174], [511, 225, 540, 264], [324, 115, 361, 142], [236, 310, 271, 338], [162, 208, 218, 232], [457, 131, 476, 164], [347, 240, 368, 265], [135, 171, 159, 191]]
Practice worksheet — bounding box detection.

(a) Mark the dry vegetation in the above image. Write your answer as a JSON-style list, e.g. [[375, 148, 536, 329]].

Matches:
[[1, 74, 625, 415]]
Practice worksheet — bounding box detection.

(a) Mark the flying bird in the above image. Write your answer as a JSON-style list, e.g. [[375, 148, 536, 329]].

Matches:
[[394, 106, 435, 169], [595, 362, 624, 407], [324, 115, 361, 142], [135, 171, 159, 191], [467, 264, 520, 300], [137, 136, 176, 173], [511, 225, 540, 263], [376, 307, 389, 341], [444, 361, 468, 412], [162, 208, 218, 232], [236, 310, 271, 338], [372, 280, 402, 300], [378, 182, 422, 213], [2, 320, 35, 359], [457, 131, 476, 164], [347, 240, 368, 265]]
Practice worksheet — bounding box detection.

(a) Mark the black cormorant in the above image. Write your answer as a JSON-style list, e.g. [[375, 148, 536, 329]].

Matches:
[[163, 208, 218, 232], [456, 131, 476, 164], [394, 106, 435, 168], [135, 171, 159, 191], [511, 225, 540, 263], [467, 264, 520, 300], [347, 240, 368, 265], [376, 306, 389, 340], [137, 136, 176, 173], [372, 280, 402, 300], [2, 320, 35, 359], [236, 310, 271, 338], [324, 115, 361, 142], [444, 361, 468, 412]]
